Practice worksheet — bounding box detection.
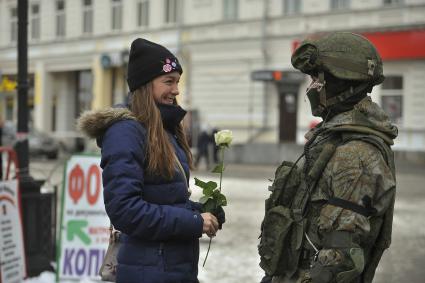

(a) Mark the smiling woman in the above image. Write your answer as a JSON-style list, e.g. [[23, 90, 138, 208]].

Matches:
[[78, 38, 223, 283], [152, 72, 180, 105]]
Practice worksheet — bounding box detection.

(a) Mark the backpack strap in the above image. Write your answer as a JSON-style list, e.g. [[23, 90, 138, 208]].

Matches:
[[327, 195, 377, 217], [296, 131, 341, 212]]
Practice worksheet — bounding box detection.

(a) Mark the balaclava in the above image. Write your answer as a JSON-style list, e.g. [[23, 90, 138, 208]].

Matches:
[[306, 71, 367, 120]]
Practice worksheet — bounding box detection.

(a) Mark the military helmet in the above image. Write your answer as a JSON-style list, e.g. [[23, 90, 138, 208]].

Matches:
[[291, 32, 384, 86]]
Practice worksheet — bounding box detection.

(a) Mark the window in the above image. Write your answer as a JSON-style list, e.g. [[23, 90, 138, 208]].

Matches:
[[223, 0, 238, 20], [382, 76, 403, 90], [381, 75, 403, 124], [111, 0, 123, 30], [56, 0, 66, 37], [383, 0, 403, 5], [77, 71, 94, 113], [30, 4, 41, 40], [283, 0, 301, 15], [164, 0, 180, 24], [10, 7, 17, 42], [330, 0, 350, 10], [82, 0, 93, 34], [137, 0, 149, 27]]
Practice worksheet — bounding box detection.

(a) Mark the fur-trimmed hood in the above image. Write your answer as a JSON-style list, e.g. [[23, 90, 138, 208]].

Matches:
[[77, 107, 137, 140]]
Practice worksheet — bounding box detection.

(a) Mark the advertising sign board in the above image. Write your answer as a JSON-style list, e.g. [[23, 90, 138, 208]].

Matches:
[[0, 180, 26, 283], [56, 155, 109, 281]]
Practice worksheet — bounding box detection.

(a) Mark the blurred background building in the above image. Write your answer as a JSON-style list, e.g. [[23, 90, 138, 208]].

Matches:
[[0, 0, 424, 159]]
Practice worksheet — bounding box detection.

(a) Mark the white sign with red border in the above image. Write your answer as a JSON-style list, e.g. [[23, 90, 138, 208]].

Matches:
[[0, 180, 27, 283]]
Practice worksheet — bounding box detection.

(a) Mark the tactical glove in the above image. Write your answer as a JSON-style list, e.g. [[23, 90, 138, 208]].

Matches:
[[260, 275, 272, 283], [310, 248, 364, 283]]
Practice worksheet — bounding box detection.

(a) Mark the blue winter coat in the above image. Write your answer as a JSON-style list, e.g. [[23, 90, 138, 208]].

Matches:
[[79, 108, 204, 283]]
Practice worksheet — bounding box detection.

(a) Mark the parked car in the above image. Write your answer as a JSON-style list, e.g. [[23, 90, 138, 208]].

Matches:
[[2, 121, 60, 159]]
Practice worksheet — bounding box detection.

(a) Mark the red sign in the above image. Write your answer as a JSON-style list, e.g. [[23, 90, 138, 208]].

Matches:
[[363, 29, 425, 60]]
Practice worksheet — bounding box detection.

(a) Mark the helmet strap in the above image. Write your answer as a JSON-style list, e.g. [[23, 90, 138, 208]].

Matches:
[[318, 71, 327, 112], [325, 82, 371, 107]]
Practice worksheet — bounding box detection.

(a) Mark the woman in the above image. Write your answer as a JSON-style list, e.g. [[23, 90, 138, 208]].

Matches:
[[78, 38, 220, 283]]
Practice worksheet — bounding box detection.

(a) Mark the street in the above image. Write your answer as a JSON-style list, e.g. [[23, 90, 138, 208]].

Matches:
[[28, 158, 425, 283]]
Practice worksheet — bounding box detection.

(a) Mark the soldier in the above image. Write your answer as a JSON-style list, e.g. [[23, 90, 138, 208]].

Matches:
[[259, 32, 397, 283]]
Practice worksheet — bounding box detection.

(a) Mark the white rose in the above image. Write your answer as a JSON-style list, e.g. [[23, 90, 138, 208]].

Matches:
[[214, 130, 233, 146]]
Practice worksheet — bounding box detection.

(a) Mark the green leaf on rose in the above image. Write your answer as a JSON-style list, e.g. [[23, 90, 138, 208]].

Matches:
[[211, 164, 224, 174], [212, 190, 227, 206], [194, 177, 217, 196]]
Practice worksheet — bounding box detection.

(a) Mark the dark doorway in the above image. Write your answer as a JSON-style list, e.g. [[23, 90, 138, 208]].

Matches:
[[279, 91, 298, 142], [250, 70, 304, 143]]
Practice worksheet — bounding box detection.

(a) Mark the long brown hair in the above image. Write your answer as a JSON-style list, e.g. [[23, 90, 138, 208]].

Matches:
[[129, 83, 193, 178]]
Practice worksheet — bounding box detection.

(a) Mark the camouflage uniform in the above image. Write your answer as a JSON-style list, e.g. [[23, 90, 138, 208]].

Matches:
[[272, 97, 397, 283], [260, 33, 397, 283]]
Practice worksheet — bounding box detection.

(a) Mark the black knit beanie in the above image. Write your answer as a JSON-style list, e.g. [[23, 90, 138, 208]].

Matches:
[[127, 38, 183, 91]]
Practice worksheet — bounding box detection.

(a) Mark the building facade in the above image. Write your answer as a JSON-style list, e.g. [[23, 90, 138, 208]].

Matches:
[[0, 0, 424, 152]]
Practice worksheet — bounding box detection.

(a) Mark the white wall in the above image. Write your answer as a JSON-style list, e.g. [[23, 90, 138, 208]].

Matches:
[[185, 0, 221, 25], [0, 0, 16, 47], [350, 0, 383, 10], [190, 40, 265, 143], [239, 0, 264, 20]]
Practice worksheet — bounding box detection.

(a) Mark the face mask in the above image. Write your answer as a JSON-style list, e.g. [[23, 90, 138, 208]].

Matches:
[[306, 77, 326, 117], [156, 103, 187, 132]]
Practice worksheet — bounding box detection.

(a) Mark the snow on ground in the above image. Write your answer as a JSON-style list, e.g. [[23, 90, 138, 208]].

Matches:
[[23, 271, 97, 283]]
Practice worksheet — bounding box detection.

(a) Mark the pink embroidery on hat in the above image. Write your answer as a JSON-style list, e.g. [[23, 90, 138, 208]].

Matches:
[[163, 64, 172, 72], [162, 58, 179, 73]]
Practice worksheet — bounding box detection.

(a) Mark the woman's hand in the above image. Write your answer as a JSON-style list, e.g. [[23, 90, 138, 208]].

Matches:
[[201, 212, 219, 237]]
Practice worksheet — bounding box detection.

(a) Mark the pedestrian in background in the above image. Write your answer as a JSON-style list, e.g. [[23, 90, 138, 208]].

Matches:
[[194, 124, 212, 169], [259, 32, 397, 283], [78, 38, 223, 283]]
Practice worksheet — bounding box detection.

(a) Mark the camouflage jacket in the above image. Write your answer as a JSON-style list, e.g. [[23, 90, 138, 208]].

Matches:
[[276, 97, 397, 283]]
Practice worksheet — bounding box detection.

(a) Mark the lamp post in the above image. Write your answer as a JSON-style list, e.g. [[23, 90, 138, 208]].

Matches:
[[17, 0, 53, 276], [16, 0, 29, 176]]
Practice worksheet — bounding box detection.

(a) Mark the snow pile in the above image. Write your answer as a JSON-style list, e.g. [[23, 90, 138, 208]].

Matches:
[[23, 271, 97, 283]]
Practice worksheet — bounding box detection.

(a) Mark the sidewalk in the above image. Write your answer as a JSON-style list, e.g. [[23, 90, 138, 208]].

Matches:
[[193, 159, 425, 180], [193, 163, 276, 180], [394, 158, 425, 175]]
